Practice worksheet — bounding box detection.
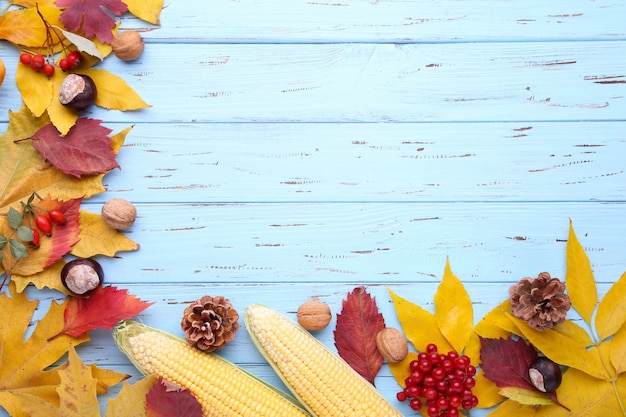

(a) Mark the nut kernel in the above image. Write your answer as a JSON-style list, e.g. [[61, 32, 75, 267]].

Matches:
[[101, 198, 137, 230], [297, 300, 331, 331], [376, 327, 408, 362]]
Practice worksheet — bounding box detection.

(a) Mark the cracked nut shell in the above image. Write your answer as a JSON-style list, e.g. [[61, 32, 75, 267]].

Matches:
[[101, 198, 137, 230], [111, 30, 145, 61], [59, 74, 97, 111], [376, 327, 409, 362], [61, 258, 104, 296]]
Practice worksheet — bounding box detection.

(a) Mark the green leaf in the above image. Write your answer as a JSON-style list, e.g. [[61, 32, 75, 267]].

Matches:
[[434, 258, 473, 353], [498, 387, 554, 406], [595, 271, 626, 341], [565, 220, 597, 327], [16, 225, 33, 242], [7, 207, 22, 229], [9, 239, 28, 259], [0, 235, 7, 249]]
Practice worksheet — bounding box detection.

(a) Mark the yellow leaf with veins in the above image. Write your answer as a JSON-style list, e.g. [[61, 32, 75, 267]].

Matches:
[[124, 0, 164, 24], [104, 375, 158, 417], [78, 68, 151, 111], [565, 220, 598, 326], [71, 211, 140, 258]]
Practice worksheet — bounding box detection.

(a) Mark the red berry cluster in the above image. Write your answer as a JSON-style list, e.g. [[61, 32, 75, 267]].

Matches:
[[396, 343, 478, 417], [19, 50, 81, 78], [30, 209, 66, 248]]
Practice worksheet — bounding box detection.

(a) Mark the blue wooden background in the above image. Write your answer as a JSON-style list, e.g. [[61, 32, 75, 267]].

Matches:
[[1, 1, 625, 415]]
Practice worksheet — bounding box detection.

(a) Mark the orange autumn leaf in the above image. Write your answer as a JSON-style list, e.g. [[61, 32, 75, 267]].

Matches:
[[0, 282, 125, 417], [333, 286, 385, 385], [51, 285, 153, 339]]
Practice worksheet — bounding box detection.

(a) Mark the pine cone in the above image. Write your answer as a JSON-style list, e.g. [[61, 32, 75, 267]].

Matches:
[[181, 295, 240, 351], [509, 272, 571, 330]]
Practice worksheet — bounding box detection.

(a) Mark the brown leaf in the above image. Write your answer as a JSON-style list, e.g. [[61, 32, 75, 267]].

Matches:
[[31, 118, 120, 178], [50, 285, 154, 340], [145, 377, 203, 417], [333, 286, 385, 384]]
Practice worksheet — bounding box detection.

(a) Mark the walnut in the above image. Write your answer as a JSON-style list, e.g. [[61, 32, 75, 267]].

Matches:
[[509, 272, 571, 330], [297, 299, 332, 331], [376, 327, 408, 363], [101, 198, 137, 230], [111, 30, 145, 61]]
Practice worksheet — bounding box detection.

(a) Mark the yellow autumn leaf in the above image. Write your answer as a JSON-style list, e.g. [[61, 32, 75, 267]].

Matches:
[[434, 258, 473, 354], [387, 351, 419, 388], [487, 399, 537, 417], [16, 62, 54, 117], [473, 370, 504, 408], [565, 219, 598, 326], [498, 387, 554, 406], [0, 282, 90, 417], [104, 375, 158, 417], [11, 259, 68, 293], [71, 211, 139, 258], [508, 314, 610, 380], [552, 319, 594, 348], [124, 0, 164, 25], [596, 271, 626, 341], [0, 6, 47, 47], [388, 286, 454, 354], [46, 73, 80, 135], [610, 323, 626, 373], [79, 68, 151, 111]]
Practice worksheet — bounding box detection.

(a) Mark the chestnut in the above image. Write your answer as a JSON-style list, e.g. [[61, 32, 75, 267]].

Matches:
[[58, 74, 97, 111], [61, 258, 104, 296], [529, 356, 562, 392]]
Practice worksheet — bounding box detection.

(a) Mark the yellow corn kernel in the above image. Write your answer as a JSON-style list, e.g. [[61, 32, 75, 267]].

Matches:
[[114, 320, 311, 417], [245, 304, 404, 417]]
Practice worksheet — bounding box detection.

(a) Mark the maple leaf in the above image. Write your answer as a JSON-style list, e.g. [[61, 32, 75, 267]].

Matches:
[[333, 286, 385, 384], [50, 285, 154, 339], [56, 0, 128, 43], [31, 118, 120, 178], [0, 282, 126, 416], [104, 375, 158, 417], [145, 378, 203, 417]]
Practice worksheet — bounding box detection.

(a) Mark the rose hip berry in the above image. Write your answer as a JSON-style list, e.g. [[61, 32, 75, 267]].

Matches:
[[396, 343, 478, 416], [49, 209, 67, 225], [29, 229, 40, 248], [35, 214, 53, 236]]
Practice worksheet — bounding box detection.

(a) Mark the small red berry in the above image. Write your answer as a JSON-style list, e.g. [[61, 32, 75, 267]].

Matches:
[[29, 229, 40, 248], [31, 54, 45, 71], [49, 209, 66, 225], [35, 214, 53, 236], [426, 343, 438, 353], [66, 51, 81, 67], [20, 52, 32, 65], [409, 398, 422, 411], [59, 58, 71, 71], [42, 63, 55, 77], [396, 391, 407, 402]]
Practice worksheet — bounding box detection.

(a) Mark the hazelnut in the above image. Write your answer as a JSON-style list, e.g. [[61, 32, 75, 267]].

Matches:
[[297, 300, 332, 331], [59, 74, 97, 111], [529, 357, 562, 392], [376, 327, 408, 363], [61, 258, 104, 295], [101, 198, 137, 230], [111, 30, 145, 61]]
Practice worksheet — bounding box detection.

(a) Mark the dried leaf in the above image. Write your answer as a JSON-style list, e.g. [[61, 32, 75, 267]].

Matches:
[[124, 0, 164, 25], [55, 26, 104, 60], [480, 337, 538, 390], [79, 68, 151, 110], [51, 285, 153, 339], [56, 0, 128, 43], [105, 375, 158, 417], [145, 378, 203, 417], [333, 286, 385, 384], [434, 258, 473, 354], [71, 210, 139, 258], [595, 271, 626, 341], [31, 119, 119, 178], [565, 220, 597, 326], [0, 281, 114, 416]]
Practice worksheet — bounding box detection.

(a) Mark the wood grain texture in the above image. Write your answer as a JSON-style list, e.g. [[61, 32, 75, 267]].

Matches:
[[0, 0, 625, 416]]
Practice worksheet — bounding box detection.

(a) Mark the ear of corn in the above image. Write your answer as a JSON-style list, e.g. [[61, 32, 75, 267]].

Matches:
[[244, 304, 404, 417], [113, 320, 311, 417]]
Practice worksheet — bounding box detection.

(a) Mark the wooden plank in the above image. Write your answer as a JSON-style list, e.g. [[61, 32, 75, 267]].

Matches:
[[90, 121, 626, 203], [1, 41, 625, 123], [127, 0, 626, 43], [81, 202, 626, 286]]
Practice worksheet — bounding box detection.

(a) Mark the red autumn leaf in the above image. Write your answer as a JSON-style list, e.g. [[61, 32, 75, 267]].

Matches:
[[42, 197, 82, 267], [31, 118, 120, 178], [480, 336, 538, 390], [145, 377, 203, 417], [55, 0, 128, 43], [50, 285, 153, 339], [333, 286, 385, 385]]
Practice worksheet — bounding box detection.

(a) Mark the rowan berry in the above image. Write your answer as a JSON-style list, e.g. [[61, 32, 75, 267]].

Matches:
[[59, 58, 71, 72], [30, 54, 45, 71], [42, 63, 55, 77], [66, 51, 81, 67], [20, 52, 32, 65]]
